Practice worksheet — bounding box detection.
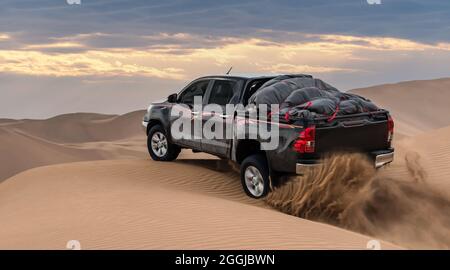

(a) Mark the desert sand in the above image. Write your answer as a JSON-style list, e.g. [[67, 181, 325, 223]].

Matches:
[[0, 158, 399, 249], [0, 111, 147, 182], [352, 78, 450, 191], [352, 78, 450, 137], [1, 77, 450, 249]]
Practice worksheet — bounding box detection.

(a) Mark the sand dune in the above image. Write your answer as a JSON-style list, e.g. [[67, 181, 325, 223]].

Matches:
[[0, 127, 104, 181], [0, 111, 147, 181], [351, 78, 450, 137], [0, 159, 399, 250], [0, 110, 146, 143]]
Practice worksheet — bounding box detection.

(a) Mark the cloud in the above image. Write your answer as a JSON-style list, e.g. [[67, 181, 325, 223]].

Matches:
[[0, 49, 186, 80], [22, 41, 87, 53], [0, 33, 10, 41], [1, 0, 449, 46], [1, 32, 449, 81], [313, 34, 450, 51]]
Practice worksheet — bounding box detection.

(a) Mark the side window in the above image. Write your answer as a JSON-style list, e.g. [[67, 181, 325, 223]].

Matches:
[[178, 80, 210, 104], [208, 80, 237, 106]]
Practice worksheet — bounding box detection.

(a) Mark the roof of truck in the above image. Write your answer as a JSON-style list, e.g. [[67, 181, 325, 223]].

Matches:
[[196, 74, 312, 81], [196, 75, 274, 80]]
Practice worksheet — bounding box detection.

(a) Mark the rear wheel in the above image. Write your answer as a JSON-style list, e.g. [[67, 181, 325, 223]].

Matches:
[[240, 154, 270, 199], [147, 125, 180, 161]]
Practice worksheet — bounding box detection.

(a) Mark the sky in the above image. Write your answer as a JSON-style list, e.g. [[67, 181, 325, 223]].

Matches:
[[0, 0, 449, 118]]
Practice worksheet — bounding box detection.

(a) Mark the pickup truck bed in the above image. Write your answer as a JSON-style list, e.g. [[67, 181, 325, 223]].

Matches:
[[259, 110, 393, 174]]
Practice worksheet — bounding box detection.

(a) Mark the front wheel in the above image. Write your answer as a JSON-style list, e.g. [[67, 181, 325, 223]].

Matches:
[[240, 154, 270, 199], [147, 125, 180, 161]]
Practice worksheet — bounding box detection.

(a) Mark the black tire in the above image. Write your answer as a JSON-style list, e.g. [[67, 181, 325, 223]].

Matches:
[[240, 154, 271, 199], [147, 125, 180, 161]]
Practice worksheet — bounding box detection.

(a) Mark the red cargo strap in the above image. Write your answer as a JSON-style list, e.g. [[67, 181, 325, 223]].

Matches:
[[328, 105, 340, 122], [284, 112, 290, 122]]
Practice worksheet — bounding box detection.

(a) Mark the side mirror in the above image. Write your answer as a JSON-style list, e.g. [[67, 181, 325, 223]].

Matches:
[[167, 93, 177, 103]]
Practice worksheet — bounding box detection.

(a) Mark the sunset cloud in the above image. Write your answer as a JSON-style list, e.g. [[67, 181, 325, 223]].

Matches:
[[313, 34, 450, 52], [0, 49, 186, 80], [24, 42, 85, 50], [1, 32, 449, 80], [0, 34, 9, 41]]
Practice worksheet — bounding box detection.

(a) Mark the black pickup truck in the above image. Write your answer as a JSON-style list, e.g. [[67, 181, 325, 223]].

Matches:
[[142, 74, 394, 199]]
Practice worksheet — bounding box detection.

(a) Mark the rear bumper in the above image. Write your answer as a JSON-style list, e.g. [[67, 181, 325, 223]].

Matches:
[[295, 149, 394, 174], [296, 163, 322, 175], [374, 151, 394, 168]]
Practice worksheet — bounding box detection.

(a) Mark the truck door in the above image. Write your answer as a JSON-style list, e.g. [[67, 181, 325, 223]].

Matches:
[[172, 79, 211, 150], [201, 79, 238, 157]]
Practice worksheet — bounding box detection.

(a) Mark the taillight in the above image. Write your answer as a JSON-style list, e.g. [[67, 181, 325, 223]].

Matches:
[[387, 115, 394, 143], [293, 126, 316, 153]]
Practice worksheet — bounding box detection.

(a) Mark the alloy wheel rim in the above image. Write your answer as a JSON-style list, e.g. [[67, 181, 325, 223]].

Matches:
[[244, 166, 265, 197], [151, 132, 168, 157]]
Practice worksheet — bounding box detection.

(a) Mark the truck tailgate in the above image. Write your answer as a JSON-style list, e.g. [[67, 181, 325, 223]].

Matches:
[[315, 119, 390, 153]]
